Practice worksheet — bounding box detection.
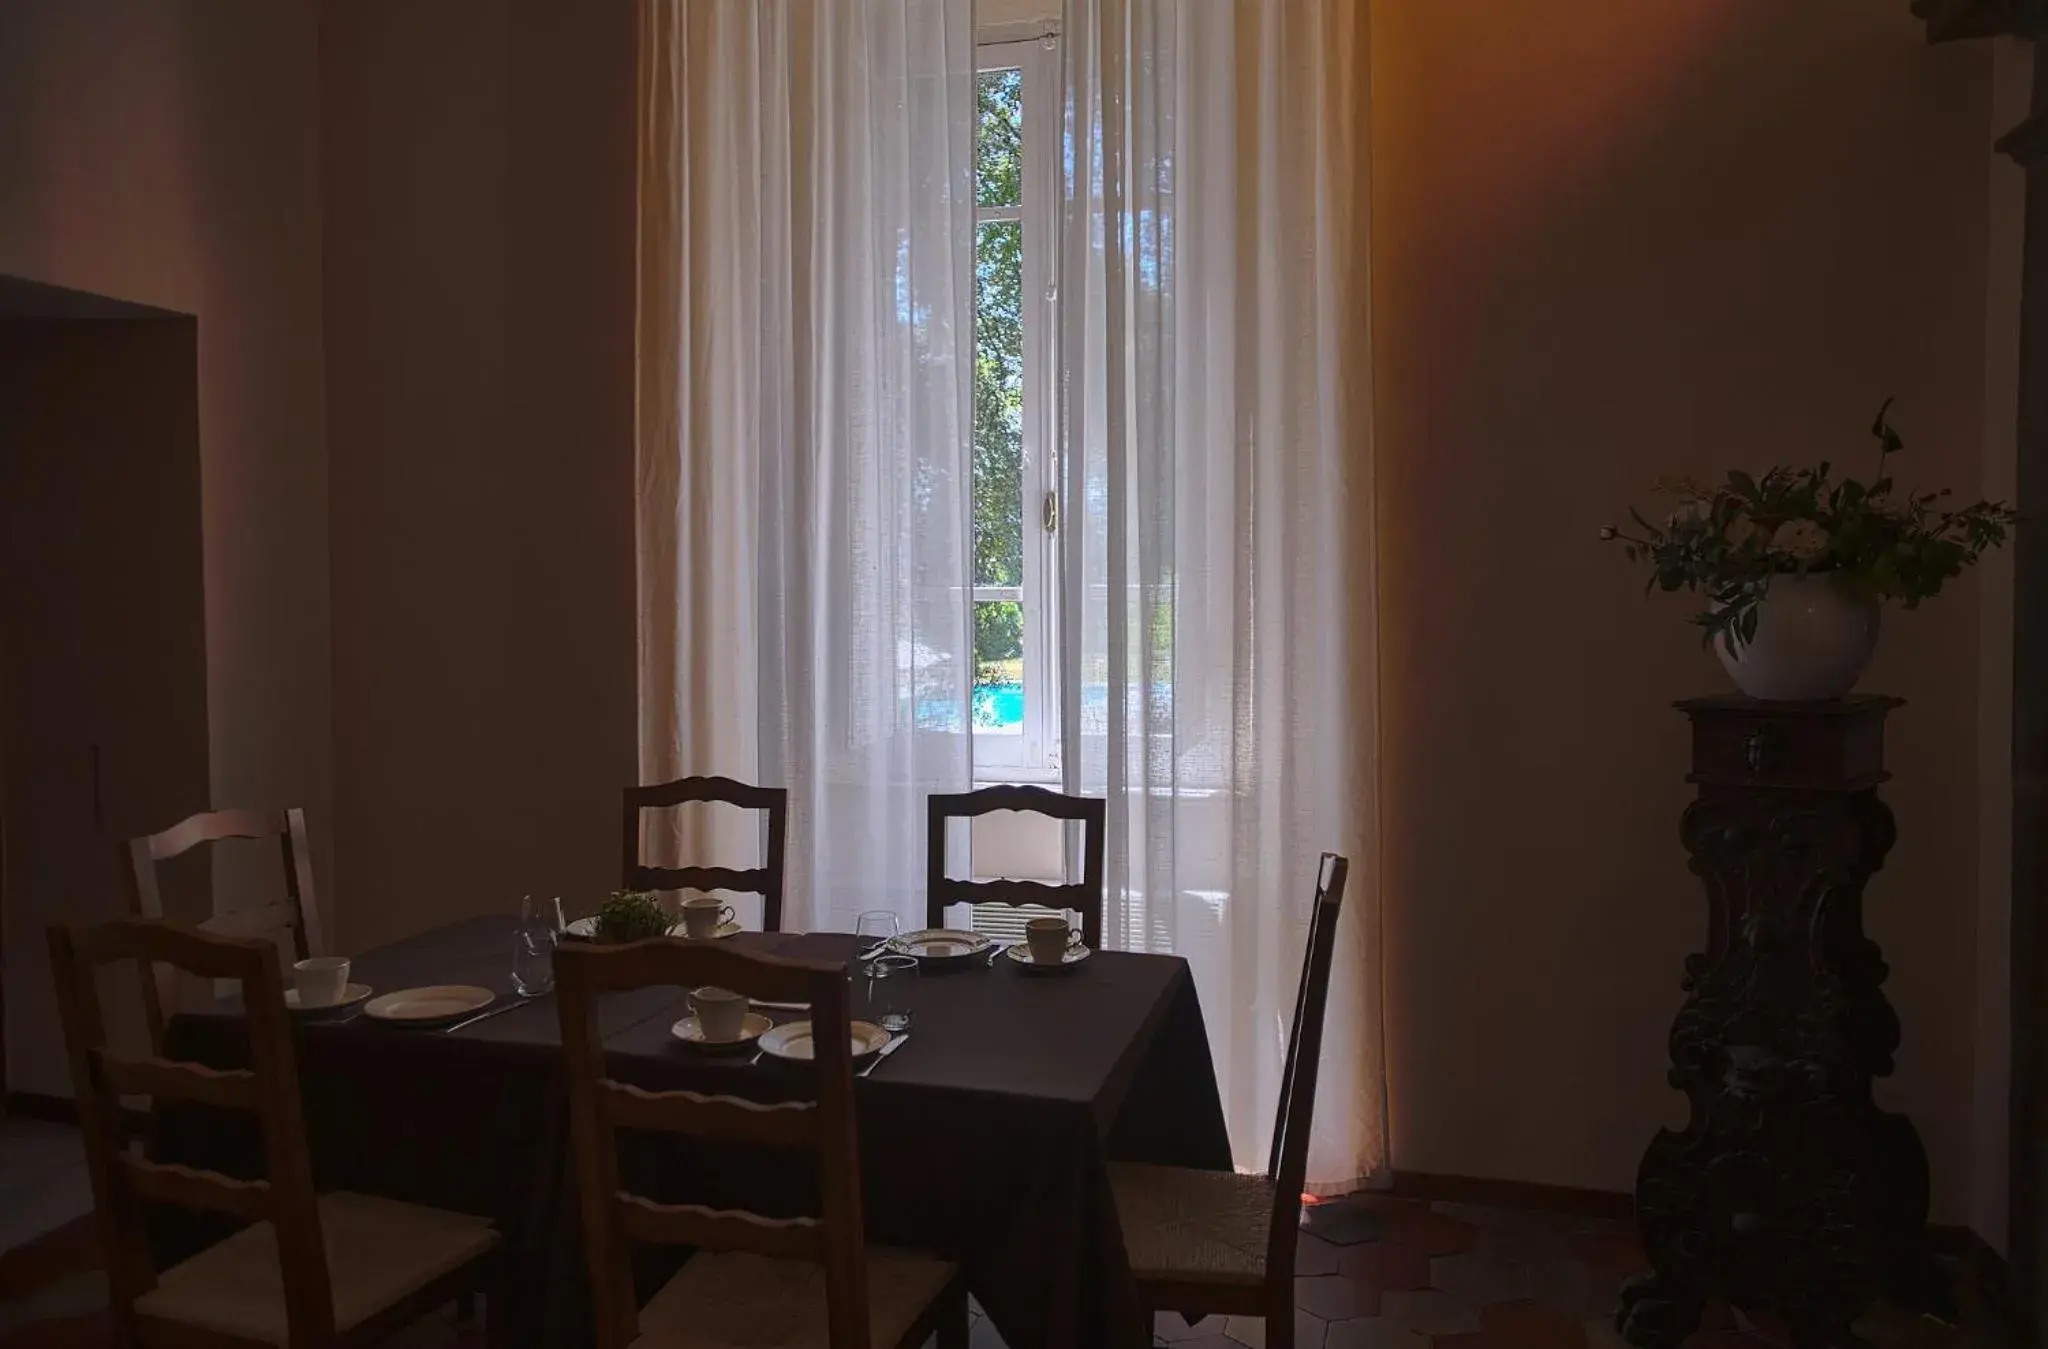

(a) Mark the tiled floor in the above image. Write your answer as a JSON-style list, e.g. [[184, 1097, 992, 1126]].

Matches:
[[0, 1134, 2019, 1349]]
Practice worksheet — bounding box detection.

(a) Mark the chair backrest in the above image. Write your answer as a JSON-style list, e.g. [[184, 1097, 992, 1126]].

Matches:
[[622, 776, 789, 933], [925, 785, 1106, 948], [554, 939, 867, 1349], [1263, 853, 1349, 1280], [121, 807, 324, 1050], [47, 917, 334, 1344]]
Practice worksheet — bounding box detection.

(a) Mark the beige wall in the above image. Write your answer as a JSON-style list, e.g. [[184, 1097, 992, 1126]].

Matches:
[[0, 3, 331, 904], [1373, 1, 2001, 1223], [320, 0, 638, 952]]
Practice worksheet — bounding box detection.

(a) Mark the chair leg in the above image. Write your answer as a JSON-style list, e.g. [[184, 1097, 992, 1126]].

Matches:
[[936, 1284, 970, 1349], [1264, 1288, 1295, 1349]]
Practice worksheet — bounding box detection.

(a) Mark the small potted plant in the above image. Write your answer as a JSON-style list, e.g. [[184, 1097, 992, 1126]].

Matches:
[[1603, 401, 2015, 700], [593, 889, 672, 944]]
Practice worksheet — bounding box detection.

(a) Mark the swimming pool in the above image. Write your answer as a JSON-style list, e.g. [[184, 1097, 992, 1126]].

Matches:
[[973, 682, 1025, 729]]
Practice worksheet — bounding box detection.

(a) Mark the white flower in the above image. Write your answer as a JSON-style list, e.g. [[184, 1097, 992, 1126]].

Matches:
[[1769, 518, 1831, 562]]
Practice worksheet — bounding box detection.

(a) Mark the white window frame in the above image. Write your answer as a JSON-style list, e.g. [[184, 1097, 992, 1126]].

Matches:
[[971, 34, 1061, 783]]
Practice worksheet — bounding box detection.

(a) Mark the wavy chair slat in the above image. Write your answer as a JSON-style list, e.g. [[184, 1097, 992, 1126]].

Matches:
[[97, 1052, 258, 1111], [599, 1079, 819, 1147], [612, 1195, 826, 1260]]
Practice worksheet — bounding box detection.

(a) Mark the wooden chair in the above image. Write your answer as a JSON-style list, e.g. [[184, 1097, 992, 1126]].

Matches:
[[622, 777, 789, 932], [925, 785, 1105, 948], [47, 917, 502, 1349], [554, 938, 968, 1349], [121, 808, 324, 1051], [1108, 853, 1350, 1349]]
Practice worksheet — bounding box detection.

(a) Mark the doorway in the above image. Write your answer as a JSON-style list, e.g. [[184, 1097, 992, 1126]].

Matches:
[[0, 274, 210, 1108]]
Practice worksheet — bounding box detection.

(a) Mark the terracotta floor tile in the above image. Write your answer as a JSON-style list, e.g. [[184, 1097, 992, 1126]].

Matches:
[[1326, 1318, 1429, 1349], [1390, 1211, 1481, 1258], [1225, 1308, 1329, 1349], [1525, 1258, 1622, 1320], [1567, 1233, 1650, 1279], [1433, 1330, 1495, 1349], [1299, 1273, 1382, 1321], [1158, 1314, 1234, 1342], [1479, 1299, 1591, 1349], [1432, 1255, 1534, 1308], [1340, 1239, 1434, 1293], [1381, 1291, 1485, 1338], [1296, 1233, 1344, 1278]]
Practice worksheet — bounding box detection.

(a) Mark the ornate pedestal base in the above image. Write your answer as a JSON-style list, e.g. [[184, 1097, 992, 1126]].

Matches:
[[1617, 697, 1949, 1349]]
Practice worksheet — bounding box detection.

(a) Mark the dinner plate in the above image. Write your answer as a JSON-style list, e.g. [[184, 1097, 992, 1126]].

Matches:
[[671, 1011, 774, 1052], [284, 983, 373, 1014], [885, 928, 993, 968], [562, 917, 741, 942], [362, 985, 495, 1024], [1003, 942, 1093, 972], [756, 1019, 891, 1063]]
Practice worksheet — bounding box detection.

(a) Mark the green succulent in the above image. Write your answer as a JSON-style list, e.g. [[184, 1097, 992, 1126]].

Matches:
[[595, 889, 671, 944]]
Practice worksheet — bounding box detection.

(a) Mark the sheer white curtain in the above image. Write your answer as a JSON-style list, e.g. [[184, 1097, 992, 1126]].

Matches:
[[1060, 0, 1385, 1190], [637, 1, 977, 933]]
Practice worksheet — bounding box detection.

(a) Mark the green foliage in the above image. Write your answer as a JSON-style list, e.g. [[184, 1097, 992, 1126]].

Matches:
[[1604, 401, 2018, 656], [975, 600, 1023, 685], [596, 890, 670, 944], [973, 70, 1026, 678]]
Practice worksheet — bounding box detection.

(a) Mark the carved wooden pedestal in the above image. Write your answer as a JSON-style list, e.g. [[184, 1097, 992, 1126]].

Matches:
[[1617, 696, 1948, 1349]]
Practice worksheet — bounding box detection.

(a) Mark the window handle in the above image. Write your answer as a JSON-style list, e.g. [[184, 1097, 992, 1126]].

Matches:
[[1042, 490, 1059, 535]]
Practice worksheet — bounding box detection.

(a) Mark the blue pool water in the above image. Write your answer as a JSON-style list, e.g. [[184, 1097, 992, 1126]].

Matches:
[[974, 683, 1025, 728]]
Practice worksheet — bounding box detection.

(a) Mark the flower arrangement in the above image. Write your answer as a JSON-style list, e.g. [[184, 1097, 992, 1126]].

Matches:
[[1601, 401, 2016, 656]]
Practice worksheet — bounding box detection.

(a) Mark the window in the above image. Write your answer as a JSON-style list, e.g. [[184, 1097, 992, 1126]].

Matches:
[[971, 36, 1059, 780]]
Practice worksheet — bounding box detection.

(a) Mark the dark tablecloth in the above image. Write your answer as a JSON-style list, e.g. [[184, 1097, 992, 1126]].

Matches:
[[156, 919, 1230, 1349]]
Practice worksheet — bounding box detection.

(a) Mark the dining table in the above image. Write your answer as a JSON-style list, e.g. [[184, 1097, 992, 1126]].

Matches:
[[150, 916, 1233, 1349]]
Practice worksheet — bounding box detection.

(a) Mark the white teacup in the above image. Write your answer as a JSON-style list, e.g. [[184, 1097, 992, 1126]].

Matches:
[[293, 956, 351, 1008], [680, 895, 736, 938], [690, 985, 748, 1042], [1025, 917, 1078, 965]]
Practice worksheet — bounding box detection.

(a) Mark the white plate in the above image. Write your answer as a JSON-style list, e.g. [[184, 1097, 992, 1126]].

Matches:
[[671, 1011, 774, 1052], [885, 928, 993, 965], [362, 985, 495, 1024], [756, 1019, 891, 1063], [562, 917, 741, 942], [1004, 942, 1092, 972], [284, 983, 373, 1014]]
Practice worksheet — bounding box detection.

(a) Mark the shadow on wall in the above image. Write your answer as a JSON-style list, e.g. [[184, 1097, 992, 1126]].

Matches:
[[1374, 0, 1993, 1219]]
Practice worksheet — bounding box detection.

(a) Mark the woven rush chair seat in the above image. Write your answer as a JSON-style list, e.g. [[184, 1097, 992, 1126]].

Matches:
[[134, 1192, 499, 1345], [1109, 1163, 1274, 1286], [632, 1246, 957, 1349]]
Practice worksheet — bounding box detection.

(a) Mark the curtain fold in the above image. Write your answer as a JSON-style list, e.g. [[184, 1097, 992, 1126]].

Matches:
[[637, 0, 978, 934], [1060, 0, 1385, 1191]]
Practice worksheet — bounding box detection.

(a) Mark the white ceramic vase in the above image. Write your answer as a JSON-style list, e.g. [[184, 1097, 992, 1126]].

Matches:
[[1715, 573, 1880, 701]]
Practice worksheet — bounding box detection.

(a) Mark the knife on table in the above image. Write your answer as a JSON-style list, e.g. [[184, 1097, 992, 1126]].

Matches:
[[858, 1033, 910, 1078]]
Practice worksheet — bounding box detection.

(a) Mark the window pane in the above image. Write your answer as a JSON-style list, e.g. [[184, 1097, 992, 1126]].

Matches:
[[974, 218, 1023, 593], [973, 600, 1024, 732], [976, 68, 1023, 208]]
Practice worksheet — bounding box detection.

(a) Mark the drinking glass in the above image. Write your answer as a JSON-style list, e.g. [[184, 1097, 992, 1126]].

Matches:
[[865, 954, 916, 1033], [512, 895, 563, 997], [855, 910, 899, 954]]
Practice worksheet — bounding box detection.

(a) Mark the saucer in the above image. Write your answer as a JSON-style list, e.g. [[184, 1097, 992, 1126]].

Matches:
[[284, 983, 373, 1015], [1004, 942, 1092, 972], [677, 920, 742, 940], [671, 1011, 773, 1052]]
